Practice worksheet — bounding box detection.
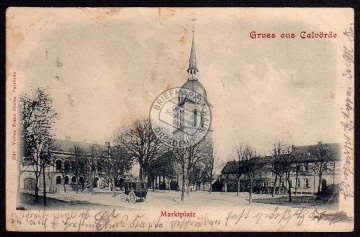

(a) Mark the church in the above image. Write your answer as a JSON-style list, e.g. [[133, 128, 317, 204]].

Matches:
[[172, 31, 211, 147], [171, 31, 214, 192]]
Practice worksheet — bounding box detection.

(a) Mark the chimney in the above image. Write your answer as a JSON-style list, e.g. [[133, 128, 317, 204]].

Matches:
[[65, 136, 71, 141]]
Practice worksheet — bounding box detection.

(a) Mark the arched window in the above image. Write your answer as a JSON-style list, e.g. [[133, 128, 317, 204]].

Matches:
[[79, 177, 84, 183], [55, 160, 62, 171], [71, 161, 76, 172], [24, 178, 36, 190], [72, 176, 76, 183], [56, 176, 62, 184], [64, 176, 69, 184], [200, 111, 204, 128], [64, 160, 70, 172], [93, 177, 99, 188], [193, 109, 198, 127], [79, 161, 85, 172]]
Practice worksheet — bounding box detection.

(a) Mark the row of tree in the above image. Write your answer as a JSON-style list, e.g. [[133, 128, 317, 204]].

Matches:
[[20, 88, 216, 205], [233, 141, 337, 205]]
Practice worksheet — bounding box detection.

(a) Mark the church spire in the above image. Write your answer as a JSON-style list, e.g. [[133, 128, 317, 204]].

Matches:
[[187, 31, 198, 79]]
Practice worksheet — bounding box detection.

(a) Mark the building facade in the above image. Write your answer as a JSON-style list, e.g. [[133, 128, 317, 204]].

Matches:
[[20, 137, 131, 193], [220, 142, 341, 195]]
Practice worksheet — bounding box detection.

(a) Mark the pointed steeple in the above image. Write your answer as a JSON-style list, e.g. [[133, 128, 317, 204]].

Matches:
[[187, 31, 198, 79]]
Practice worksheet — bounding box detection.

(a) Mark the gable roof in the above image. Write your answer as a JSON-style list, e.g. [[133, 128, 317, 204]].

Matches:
[[221, 142, 341, 175], [292, 142, 341, 162]]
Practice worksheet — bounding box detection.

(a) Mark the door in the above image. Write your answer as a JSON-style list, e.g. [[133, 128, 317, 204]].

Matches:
[[321, 179, 327, 193]]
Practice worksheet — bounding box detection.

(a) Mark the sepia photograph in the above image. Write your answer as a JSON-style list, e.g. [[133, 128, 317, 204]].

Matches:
[[6, 8, 354, 232]]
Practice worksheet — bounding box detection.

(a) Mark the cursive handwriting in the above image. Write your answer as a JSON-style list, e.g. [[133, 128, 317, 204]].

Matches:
[[170, 214, 221, 230], [343, 24, 354, 42], [7, 207, 352, 231], [339, 23, 354, 200]]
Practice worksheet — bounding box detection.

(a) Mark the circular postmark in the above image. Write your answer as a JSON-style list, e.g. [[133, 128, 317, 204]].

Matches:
[[150, 87, 211, 148]]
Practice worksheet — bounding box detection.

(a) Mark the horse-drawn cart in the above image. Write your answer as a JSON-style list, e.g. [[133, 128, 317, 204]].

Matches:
[[120, 180, 148, 204]]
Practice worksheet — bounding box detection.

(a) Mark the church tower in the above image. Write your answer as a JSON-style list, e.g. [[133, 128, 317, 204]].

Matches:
[[173, 31, 212, 147], [172, 31, 213, 192]]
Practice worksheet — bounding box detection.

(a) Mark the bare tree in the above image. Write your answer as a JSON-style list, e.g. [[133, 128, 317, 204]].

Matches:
[[69, 145, 86, 194], [238, 146, 257, 204], [291, 151, 303, 196], [120, 119, 164, 180], [270, 145, 285, 197], [235, 145, 247, 196], [87, 144, 102, 192], [148, 151, 176, 191], [308, 142, 337, 199], [272, 141, 293, 202], [202, 150, 218, 194], [39, 141, 53, 205], [103, 137, 132, 197], [172, 139, 212, 201], [20, 88, 57, 204]]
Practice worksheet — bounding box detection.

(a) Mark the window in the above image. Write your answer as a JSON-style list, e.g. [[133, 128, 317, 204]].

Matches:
[[64, 176, 69, 184], [296, 178, 301, 188], [201, 112, 204, 128], [56, 176, 62, 184], [64, 160, 70, 172], [79, 161, 85, 171], [71, 161, 76, 172], [55, 160, 62, 170], [193, 109, 197, 127], [301, 163, 309, 171], [302, 178, 309, 188]]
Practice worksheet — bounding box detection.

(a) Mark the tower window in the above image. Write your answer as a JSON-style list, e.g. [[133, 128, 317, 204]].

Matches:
[[193, 109, 197, 127], [200, 111, 204, 128]]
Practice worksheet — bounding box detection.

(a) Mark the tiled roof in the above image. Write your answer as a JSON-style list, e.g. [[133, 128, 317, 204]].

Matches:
[[221, 161, 239, 174], [221, 143, 341, 174], [50, 138, 127, 155], [221, 156, 273, 174], [292, 143, 341, 162], [51, 138, 101, 153]]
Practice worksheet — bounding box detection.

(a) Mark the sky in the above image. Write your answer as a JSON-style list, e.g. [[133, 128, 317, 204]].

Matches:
[[8, 8, 352, 165]]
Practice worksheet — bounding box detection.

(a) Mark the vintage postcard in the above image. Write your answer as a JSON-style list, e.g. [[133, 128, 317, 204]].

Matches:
[[6, 8, 354, 232]]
